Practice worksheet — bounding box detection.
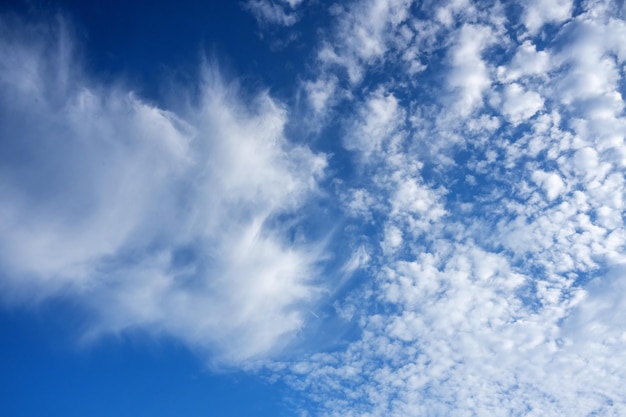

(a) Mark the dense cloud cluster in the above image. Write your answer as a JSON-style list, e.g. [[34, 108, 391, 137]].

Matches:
[[280, 0, 626, 415]]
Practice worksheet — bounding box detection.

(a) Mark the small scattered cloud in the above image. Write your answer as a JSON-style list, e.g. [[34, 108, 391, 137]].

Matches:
[[521, 0, 573, 35], [243, 0, 302, 27], [447, 24, 494, 116], [501, 82, 544, 124], [343, 88, 403, 160]]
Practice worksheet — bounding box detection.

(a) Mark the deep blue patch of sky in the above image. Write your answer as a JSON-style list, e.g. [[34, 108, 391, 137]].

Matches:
[[0, 303, 302, 417]]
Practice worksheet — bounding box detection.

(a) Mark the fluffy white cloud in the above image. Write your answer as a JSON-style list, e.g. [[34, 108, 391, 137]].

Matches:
[[550, 12, 626, 107], [531, 170, 565, 201], [343, 89, 403, 160], [302, 74, 340, 121], [447, 24, 494, 116], [501, 83, 544, 124], [316, 0, 413, 83], [499, 40, 550, 82], [521, 0, 573, 35], [381, 224, 403, 253]]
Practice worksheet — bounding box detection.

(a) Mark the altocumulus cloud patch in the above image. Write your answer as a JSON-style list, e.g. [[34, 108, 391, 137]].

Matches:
[[2, 0, 626, 416]]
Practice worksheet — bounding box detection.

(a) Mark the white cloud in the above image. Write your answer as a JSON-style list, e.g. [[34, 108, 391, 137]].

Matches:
[[343, 188, 378, 219], [303, 75, 339, 117], [571, 146, 600, 173], [343, 89, 403, 160], [434, 0, 473, 27], [381, 224, 403, 254], [0, 18, 327, 367], [521, 0, 573, 35], [550, 15, 626, 107], [244, 0, 301, 27], [389, 177, 445, 233], [317, 0, 414, 84], [501, 82, 544, 125], [447, 24, 494, 116], [499, 40, 550, 82], [341, 245, 371, 275]]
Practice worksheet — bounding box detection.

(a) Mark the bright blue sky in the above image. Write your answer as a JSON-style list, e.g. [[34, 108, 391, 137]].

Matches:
[[1, 0, 626, 416]]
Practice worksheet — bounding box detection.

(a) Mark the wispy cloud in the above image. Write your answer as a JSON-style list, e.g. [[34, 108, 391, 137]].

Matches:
[[243, 0, 303, 27], [0, 16, 327, 367]]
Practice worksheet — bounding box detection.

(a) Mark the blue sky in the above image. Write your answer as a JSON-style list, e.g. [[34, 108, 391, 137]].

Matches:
[[1, 0, 626, 416]]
